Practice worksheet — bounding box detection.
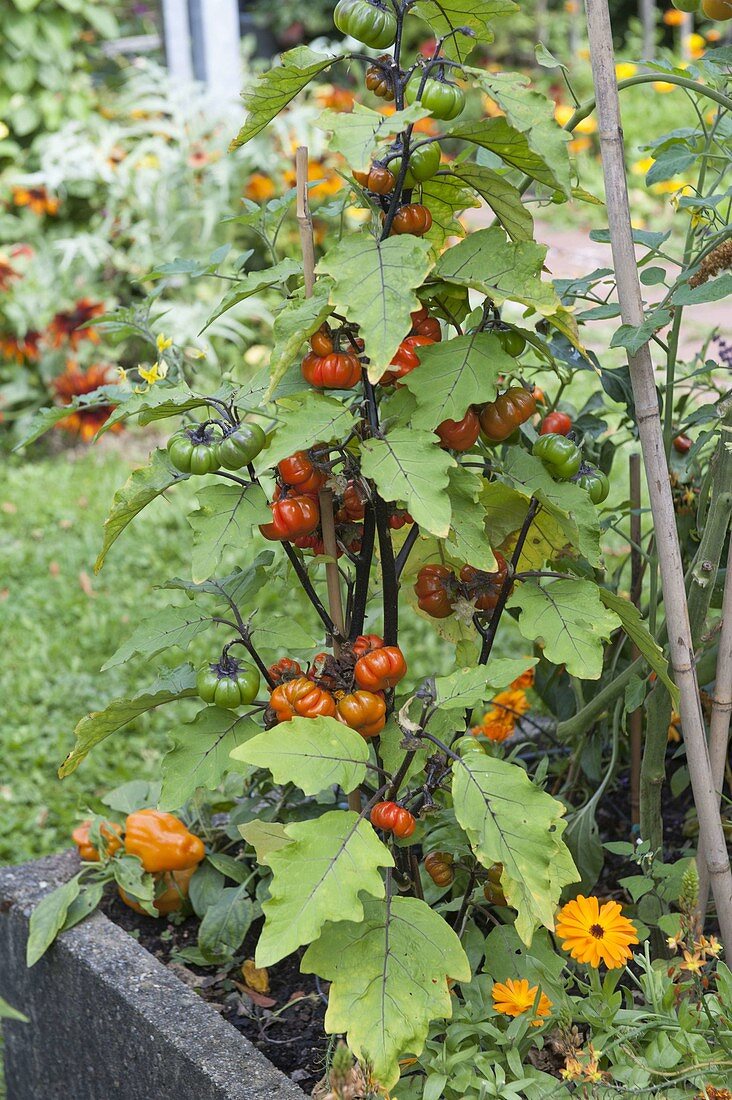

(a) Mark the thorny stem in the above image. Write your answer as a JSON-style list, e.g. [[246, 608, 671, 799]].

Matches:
[[395, 522, 420, 579], [281, 541, 341, 639], [478, 498, 540, 665], [348, 505, 377, 639]]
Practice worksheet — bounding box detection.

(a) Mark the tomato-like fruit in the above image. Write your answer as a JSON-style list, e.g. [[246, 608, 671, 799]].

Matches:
[[260, 495, 320, 541], [483, 880, 507, 906], [370, 801, 416, 838], [352, 634, 384, 657], [353, 164, 396, 195], [673, 433, 692, 454], [576, 467, 610, 504], [72, 819, 123, 862], [405, 74, 466, 120], [380, 334, 435, 384], [334, 0, 397, 46], [410, 306, 441, 342], [354, 645, 407, 691], [310, 325, 334, 357], [540, 411, 572, 436], [388, 509, 413, 529], [496, 328, 526, 357], [424, 851, 454, 887], [215, 423, 266, 470], [701, 0, 731, 16], [270, 676, 337, 721], [390, 203, 433, 237], [414, 564, 456, 618], [388, 142, 442, 187], [340, 483, 367, 521], [119, 865, 198, 917], [167, 427, 221, 475], [365, 60, 395, 101], [532, 433, 582, 479], [479, 387, 537, 442], [460, 553, 510, 612], [336, 689, 386, 737], [197, 658, 260, 709], [267, 657, 303, 684], [302, 350, 362, 390], [436, 408, 481, 451], [278, 452, 327, 495]]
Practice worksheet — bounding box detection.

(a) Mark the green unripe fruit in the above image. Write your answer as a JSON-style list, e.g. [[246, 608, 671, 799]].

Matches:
[[197, 658, 260, 709]]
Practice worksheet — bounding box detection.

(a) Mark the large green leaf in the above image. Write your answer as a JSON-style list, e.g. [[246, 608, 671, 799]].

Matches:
[[249, 617, 319, 653], [12, 387, 123, 450], [255, 810, 393, 966], [508, 579, 620, 680], [188, 483, 270, 583], [317, 235, 434, 383], [97, 384, 237, 436], [239, 819, 293, 863], [161, 553, 274, 611], [230, 47, 341, 148], [258, 391, 356, 470], [409, 0, 517, 62], [302, 896, 470, 1089], [95, 449, 188, 572], [403, 332, 507, 430], [159, 706, 260, 809], [360, 429, 455, 537], [444, 465, 497, 572], [434, 657, 537, 709], [419, 173, 479, 254], [27, 875, 82, 966], [59, 665, 197, 778], [200, 259, 301, 332], [447, 118, 567, 194], [452, 753, 578, 943], [266, 279, 333, 401], [231, 716, 369, 795], [102, 605, 216, 670], [599, 589, 677, 704], [317, 102, 430, 173], [449, 164, 534, 241], [198, 885, 253, 964], [481, 481, 577, 570]]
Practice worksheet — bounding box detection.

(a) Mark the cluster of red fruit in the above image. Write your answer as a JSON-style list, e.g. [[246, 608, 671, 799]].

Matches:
[[264, 635, 407, 739], [414, 554, 510, 619]]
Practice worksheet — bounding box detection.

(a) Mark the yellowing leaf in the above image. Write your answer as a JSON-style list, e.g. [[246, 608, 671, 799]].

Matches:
[[242, 959, 270, 993], [360, 429, 455, 537], [231, 47, 341, 148]]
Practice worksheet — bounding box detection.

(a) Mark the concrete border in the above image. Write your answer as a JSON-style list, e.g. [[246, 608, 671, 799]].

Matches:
[[0, 852, 306, 1100]]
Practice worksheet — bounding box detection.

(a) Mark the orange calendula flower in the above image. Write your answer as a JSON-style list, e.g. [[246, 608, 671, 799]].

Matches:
[[244, 173, 276, 203], [12, 186, 59, 216], [314, 84, 355, 111], [510, 667, 535, 691], [663, 7, 686, 23], [48, 299, 104, 349], [493, 687, 530, 717], [556, 895, 638, 969], [491, 978, 552, 1026], [52, 362, 121, 442]]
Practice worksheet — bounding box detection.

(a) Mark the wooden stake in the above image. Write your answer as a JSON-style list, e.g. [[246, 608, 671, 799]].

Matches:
[[584, 0, 732, 953], [629, 452, 642, 827], [318, 487, 346, 658], [295, 146, 315, 298]]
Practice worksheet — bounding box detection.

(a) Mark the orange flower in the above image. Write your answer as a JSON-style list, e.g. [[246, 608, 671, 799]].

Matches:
[[244, 173, 276, 203], [0, 255, 18, 291], [284, 159, 343, 200], [0, 331, 40, 363], [48, 299, 104, 349], [314, 84, 355, 111], [493, 687, 530, 717], [52, 362, 121, 442], [510, 668, 535, 691], [556, 895, 638, 968], [491, 978, 552, 1026], [11, 186, 59, 216], [663, 7, 686, 23]]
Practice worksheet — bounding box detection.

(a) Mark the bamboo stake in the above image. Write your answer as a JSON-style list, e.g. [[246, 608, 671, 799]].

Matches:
[[295, 145, 315, 298], [699, 531, 732, 921], [629, 453, 642, 827], [584, 0, 732, 953]]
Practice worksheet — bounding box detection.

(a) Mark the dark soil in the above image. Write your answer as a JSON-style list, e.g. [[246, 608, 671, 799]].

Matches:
[[101, 892, 328, 1093]]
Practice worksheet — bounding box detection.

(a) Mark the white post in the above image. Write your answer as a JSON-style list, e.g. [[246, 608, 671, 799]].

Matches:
[[188, 0, 243, 98], [160, 0, 194, 82]]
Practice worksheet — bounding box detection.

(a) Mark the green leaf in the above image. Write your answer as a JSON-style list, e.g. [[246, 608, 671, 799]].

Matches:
[[27, 875, 82, 966], [444, 465, 497, 572], [259, 391, 356, 470], [563, 804, 604, 893], [60, 881, 105, 933], [419, 173, 479, 254], [239, 819, 293, 863], [435, 657, 537, 709], [452, 753, 578, 943], [610, 311, 672, 354], [501, 449, 602, 567], [266, 280, 334, 401], [159, 706, 261, 810], [317, 235, 434, 383], [482, 924, 566, 1002], [508, 579, 620, 680], [317, 102, 430, 173], [0, 995, 29, 1023], [450, 164, 534, 241], [409, 0, 517, 62], [256, 810, 393, 966], [249, 617, 319, 653], [378, 718, 432, 788], [11, 390, 121, 450], [200, 259, 301, 333], [599, 589, 678, 705], [162, 554, 274, 610], [230, 47, 341, 148], [102, 605, 215, 670], [206, 852, 250, 884], [111, 855, 156, 913], [98, 384, 236, 436], [302, 896, 470, 1089], [447, 118, 568, 195], [403, 332, 507, 430], [188, 483, 270, 583], [434, 227, 562, 317], [189, 860, 226, 918], [671, 273, 732, 307], [198, 885, 253, 964], [231, 717, 369, 795], [59, 664, 198, 778], [360, 429, 455, 537], [95, 449, 189, 572]]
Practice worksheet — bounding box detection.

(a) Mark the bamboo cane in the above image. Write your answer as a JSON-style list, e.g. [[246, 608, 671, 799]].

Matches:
[[584, 0, 732, 953]]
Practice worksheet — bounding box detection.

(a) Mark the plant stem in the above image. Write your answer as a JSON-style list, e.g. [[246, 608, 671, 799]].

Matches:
[[348, 505, 376, 639], [395, 522, 420, 580], [281, 541, 340, 639], [374, 494, 399, 645], [629, 452, 643, 827], [478, 498, 540, 665], [585, 0, 732, 953]]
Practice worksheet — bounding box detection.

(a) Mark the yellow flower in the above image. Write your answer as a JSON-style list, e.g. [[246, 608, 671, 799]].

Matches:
[[555, 895, 639, 968], [136, 153, 160, 170], [615, 62, 637, 81], [696, 935, 722, 957], [653, 81, 677, 94], [554, 104, 574, 127], [570, 136, 592, 155], [680, 949, 705, 974], [491, 978, 552, 1026], [138, 360, 168, 385], [632, 157, 655, 176], [116, 367, 128, 383], [685, 32, 706, 58], [663, 7, 686, 24], [561, 1045, 605, 1083], [156, 333, 172, 353]]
